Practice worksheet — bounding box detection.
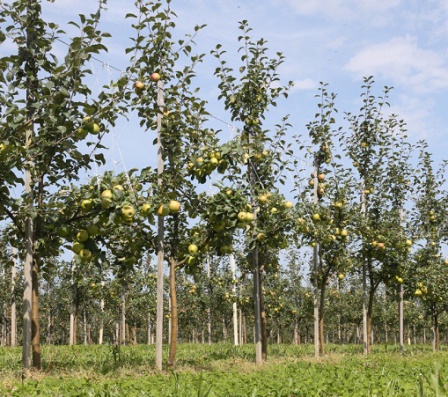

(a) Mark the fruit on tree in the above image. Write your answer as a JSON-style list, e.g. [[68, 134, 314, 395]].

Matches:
[[57, 226, 70, 238], [150, 72, 161, 82], [72, 242, 84, 254], [80, 199, 93, 212], [76, 230, 89, 243], [169, 200, 181, 213], [338, 273, 345, 280], [284, 200, 294, 209], [406, 239, 412, 247], [237, 212, 247, 221], [121, 205, 135, 219], [113, 185, 125, 192], [79, 249, 92, 261], [188, 244, 199, 255], [340, 229, 348, 237], [134, 81, 144, 90], [317, 173, 325, 181], [258, 194, 269, 203], [245, 212, 255, 222], [312, 213, 321, 222], [87, 225, 99, 236], [157, 205, 170, 217], [141, 203, 152, 215]]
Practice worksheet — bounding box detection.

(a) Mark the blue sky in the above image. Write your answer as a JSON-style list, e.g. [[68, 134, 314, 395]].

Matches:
[[24, 0, 448, 178]]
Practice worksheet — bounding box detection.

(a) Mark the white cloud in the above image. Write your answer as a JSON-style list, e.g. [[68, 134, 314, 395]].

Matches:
[[291, 78, 318, 91], [345, 36, 448, 93], [271, 0, 401, 19]]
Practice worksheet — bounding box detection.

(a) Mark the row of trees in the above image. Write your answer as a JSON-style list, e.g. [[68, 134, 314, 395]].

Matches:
[[1, 253, 446, 348], [0, 0, 447, 376]]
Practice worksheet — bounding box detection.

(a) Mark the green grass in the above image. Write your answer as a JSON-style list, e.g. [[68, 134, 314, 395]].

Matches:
[[1, 344, 447, 396]]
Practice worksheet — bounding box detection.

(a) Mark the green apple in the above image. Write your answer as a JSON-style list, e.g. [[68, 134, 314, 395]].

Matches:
[[141, 203, 152, 215], [79, 249, 92, 261], [312, 213, 321, 222], [80, 199, 93, 212], [90, 123, 101, 134], [157, 205, 170, 217], [75, 127, 88, 139], [86, 225, 99, 236], [169, 200, 181, 213], [121, 205, 135, 219], [188, 244, 199, 255], [237, 211, 247, 221], [284, 200, 294, 209], [256, 233, 266, 241], [258, 194, 269, 203], [245, 212, 255, 222], [72, 242, 84, 254], [101, 190, 113, 200], [57, 226, 70, 238], [76, 230, 89, 243]]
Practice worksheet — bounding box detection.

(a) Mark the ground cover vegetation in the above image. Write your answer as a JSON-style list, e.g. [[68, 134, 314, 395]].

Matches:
[[1, 0, 448, 395]]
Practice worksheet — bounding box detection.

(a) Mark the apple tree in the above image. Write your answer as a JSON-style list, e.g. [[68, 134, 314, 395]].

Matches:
[[211, 20, 293, 363], [342, 77, 413, 353], [409, 145, 448, 351], [293, 83, 355, 355], [0, 0, 125, 370]]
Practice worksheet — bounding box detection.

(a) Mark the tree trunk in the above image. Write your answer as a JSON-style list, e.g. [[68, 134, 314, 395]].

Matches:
[[433, 309, 439, 352], [11, 249, 17, 347], [31, 258, 41, 370], [259, 272, 268, 361], [167, 258, 178, 368], [99, 289, 104, 345], [366, 274, 375, 354], [121, 291, 126, 345], [318, 278, 326, 356], [155, 79, 165, 371]]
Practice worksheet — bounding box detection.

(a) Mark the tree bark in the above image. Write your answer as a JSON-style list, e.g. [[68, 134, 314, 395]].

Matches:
[[31, 258, 41, 370], [318, 279, 326, 356], [167, 258, 178, 368]]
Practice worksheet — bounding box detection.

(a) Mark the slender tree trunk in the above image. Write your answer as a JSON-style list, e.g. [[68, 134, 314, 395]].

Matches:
[[147, 314, 153, 345], [22, 0, 38, 375], [69, 261, 77, 345], [132, 326, 137, 345], [259, 272, 268, 361], [230, 255, 239, 346], [11, 249, 17, 347], [366, 275, 375, 354], [313, 168, 320, 358], [207, 255, 212, 345], [98, 283, 104, 345], [399, 283, 404, 353], [83, 309, 87, 345], [242, 312, 247, 344], [155, 79, 165, 371], [121, 291, 126, 345], [433, 310, 439, 352], [318, 280, 326, 356], [31, 258, 41, 370], [167, 258, 178, 368]]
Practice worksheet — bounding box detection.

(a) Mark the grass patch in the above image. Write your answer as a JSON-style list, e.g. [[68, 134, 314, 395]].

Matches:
[[1, 344, 447, 396]]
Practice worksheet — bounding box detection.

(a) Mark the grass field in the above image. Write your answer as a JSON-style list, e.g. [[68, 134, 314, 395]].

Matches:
[[1, 343, 447, 396]]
